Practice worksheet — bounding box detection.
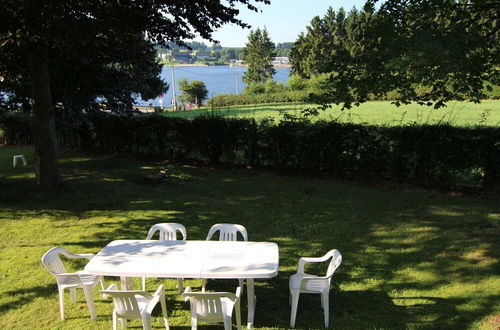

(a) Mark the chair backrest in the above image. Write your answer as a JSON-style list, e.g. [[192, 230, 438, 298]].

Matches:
[[206, 223, 248, 241], [41, 247, 68, 275], [182, 289, 239, 322], [146, 223, 187, 240], [326, 249, 342, 278], [101, 289, 152, 319]]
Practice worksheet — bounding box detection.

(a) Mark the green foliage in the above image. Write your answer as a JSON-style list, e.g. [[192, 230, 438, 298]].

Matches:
[[286, 75, 308, 91], [242, 28, 276, 84], [178, 78, 208, 106], [290, 2, 500, 109], [2, 112, 499, 190], [0, 0, 271, 187], [244, 79, 286, 95], [207, 91, 309, 106], [0, 113, 32, 145]]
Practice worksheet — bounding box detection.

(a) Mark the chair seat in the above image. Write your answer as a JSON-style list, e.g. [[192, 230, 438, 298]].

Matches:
[[289, 273, 330, 292], [57, 273, 101, 287]]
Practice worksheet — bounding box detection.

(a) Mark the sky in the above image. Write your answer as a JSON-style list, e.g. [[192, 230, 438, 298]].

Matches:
[[199, 0, 367, 47]]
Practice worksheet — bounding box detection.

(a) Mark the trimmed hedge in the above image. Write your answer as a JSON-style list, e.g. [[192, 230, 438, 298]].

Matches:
[[207, 91, 309, 107], [1, 112, 499, 189]]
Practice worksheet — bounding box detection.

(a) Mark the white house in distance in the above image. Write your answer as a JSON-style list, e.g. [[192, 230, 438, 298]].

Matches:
[[272, 56, 290, 65]]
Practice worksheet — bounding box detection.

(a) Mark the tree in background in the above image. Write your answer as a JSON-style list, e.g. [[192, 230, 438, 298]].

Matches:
[[275, 42, 293, 57], [178, 79, 208, 106], [290, 1, 499, 110], [1, 33, 166, 114], [242, 28, 276, 84], [0, 0, 270, 188]]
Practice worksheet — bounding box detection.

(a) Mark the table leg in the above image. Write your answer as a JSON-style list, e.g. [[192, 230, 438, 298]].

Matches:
[[120, 276, 133, 290], [246, 278, 256, 328]]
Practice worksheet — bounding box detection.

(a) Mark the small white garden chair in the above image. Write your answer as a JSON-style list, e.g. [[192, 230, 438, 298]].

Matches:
[[206, 223, 248, 242], [203, 224, 248, 292], [143, 223, 187, 292], [289, 249, 342, 328], [12, 154, 27, 167], [100, 284, 169, 330], [181, 286, 241, 330], [41, 247, 106, 321]]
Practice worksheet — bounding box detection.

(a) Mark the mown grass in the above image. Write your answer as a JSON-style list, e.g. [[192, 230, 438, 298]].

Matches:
[[0, 145, 499, 329], [161, 100, 500, 127]]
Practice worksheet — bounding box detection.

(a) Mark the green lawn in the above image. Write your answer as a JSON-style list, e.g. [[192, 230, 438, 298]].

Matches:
[[1, 146, 499, 329], [161, 100, 500, 127]]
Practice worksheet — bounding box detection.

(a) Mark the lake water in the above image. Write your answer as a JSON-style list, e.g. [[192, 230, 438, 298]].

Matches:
[[134, 65, 292, 107]]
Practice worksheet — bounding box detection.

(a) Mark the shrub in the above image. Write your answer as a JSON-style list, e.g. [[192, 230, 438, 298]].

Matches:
[[207, 91, 309, 107], [0, 113, 32, 145], [1, 112, 498, 191], [286, 75, 308, 91]]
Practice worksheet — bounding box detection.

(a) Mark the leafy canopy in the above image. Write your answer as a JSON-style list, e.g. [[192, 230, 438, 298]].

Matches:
[[178, 78, 209, 106], [290, 0, 499, 110]]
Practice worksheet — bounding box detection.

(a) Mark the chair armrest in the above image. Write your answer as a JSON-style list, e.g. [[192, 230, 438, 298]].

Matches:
[[100, 283, 118, 295], [181, 287, 193, 301], [153, 284, 165, 298], [60, 249, 94, 260], [297, 253, 333, 274], [53, 272, 84, 285]]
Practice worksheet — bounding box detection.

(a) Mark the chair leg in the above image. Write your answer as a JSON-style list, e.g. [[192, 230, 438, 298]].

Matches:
[[121, 318, 127, 329], [290, 290, 300, 328], [235, 298, 242, 330], [191, 312, 197, 330], [201, 279, 207, 292], [69, 288, 77, 302], [141, 314, 152, 330], [58, 287, 65, 320], [223, 315, 232, 330], [177, 278, 183, 294], [112, 311, 118, 330], [160, 292, 170, 330], [82, 285, 97, 321], [322, 291, 329, 328], [99, 277, 109, 298], [238, 278, 244, 295]]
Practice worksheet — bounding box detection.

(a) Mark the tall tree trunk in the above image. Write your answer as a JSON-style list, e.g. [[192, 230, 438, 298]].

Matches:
[[30, 41, 62, 188]]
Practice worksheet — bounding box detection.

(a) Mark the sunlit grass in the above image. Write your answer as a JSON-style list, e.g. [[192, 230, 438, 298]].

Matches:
[[0, 146, 499, 329], [160, 100, 500, 127]]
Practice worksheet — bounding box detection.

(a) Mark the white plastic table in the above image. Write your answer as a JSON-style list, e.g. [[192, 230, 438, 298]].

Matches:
[[84, 240, 279, 328]]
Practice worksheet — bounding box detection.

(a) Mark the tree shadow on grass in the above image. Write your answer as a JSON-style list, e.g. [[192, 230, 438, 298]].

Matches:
[[1, 150, 499, 328]]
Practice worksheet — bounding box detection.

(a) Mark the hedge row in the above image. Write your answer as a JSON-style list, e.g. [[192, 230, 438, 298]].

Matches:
[[1, 112, 499, 189], [207, 90, 309, 107]]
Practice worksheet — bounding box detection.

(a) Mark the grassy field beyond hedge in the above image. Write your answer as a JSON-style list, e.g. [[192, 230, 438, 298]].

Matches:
[[1, 146, 499, 329], [161, 100, 500, 127]]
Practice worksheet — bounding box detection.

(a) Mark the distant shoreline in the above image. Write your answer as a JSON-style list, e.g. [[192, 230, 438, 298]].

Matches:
[[163, 63, 292, 68], [164, 63, 209, 67]]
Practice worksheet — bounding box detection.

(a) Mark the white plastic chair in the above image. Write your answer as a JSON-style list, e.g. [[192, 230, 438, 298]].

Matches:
[[289, 249, 342, 328], [41, 247, 106, 321], [146, 223, 187, 241], [181, 286, 241, 330], [100, 284, 169, 330], [203, 224, 248, 292], [206, 223, 248, 242], [143, 223, 187, 292], [12, 154, 27, 167]]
